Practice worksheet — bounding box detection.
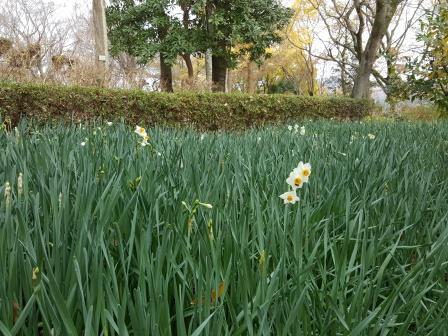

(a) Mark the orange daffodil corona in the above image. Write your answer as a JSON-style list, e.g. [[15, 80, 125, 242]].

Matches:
[[279, 161, 312, 205]]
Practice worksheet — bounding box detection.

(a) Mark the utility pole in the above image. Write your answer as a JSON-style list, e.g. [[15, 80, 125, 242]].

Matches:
[[92, 0, 109, 86]]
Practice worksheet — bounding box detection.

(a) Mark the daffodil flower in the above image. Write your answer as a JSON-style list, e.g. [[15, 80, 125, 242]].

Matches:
[[279, 191, 300, 204], [286, 169, 305, 189], [134, 126, 147, 138], [300, 126, 306, 135], [288, 125, 293, 131], [368, 133, 376, 140], [4, 181, 11, 206], [296, 161, 311, 181]]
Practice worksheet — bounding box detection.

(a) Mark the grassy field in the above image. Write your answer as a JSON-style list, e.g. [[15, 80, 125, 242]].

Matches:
[[1, 121, 448, 335]]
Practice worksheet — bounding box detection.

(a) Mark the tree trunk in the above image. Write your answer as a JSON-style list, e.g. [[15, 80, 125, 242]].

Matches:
[[247, 61, 256, 94], [352, 62, 372, 99], [182, 53, 194, 84], [212, 54, 227, 92], [341, 63, 349, 96], [352, 0, 397, 99], [157, 14, 173, 93], [160, 53, 173, 92], [179, 4, 194, 88]]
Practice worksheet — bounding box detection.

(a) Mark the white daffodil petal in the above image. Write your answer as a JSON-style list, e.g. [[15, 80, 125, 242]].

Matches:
[[279, 191, 299, 204], [301, 162, 311, 180], [134, 126, 147, 138], [286, 170, 304, 189]]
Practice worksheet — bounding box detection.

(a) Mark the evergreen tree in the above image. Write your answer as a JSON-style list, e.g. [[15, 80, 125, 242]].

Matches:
[[196, 0, 292, 92], [107, 0, 199, 92]]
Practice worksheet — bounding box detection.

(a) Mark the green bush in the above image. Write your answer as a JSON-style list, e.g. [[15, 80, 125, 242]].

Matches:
[[0, 82, 373, 130]]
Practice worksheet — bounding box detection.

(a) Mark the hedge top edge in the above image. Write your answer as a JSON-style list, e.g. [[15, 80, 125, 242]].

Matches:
[[0, 81, 373, 130]]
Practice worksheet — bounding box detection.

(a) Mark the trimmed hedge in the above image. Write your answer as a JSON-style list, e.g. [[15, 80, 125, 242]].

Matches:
[[0, 82, 373, 130]]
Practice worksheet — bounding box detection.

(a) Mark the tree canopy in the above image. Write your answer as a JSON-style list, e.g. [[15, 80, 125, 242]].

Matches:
[[408, 3, 448, 112], [106, 0, 292, 92]]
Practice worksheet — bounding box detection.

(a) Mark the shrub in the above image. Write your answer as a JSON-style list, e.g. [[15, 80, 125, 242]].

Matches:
[[363, 104, 441, 122], [0, 82, 373, 130]]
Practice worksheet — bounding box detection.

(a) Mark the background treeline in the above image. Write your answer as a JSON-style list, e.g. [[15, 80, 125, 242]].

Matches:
[[0, 0, 446, 113]]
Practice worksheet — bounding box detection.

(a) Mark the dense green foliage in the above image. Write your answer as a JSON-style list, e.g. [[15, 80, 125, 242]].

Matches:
[[107, 0, 196, 64], [408, 4, 448, 114], [107, 0, 291, 63], [106, 0, 292, 91], [0, 82, 371, 130], [1, 121, 448, 334], [199, 0, 292, 63]]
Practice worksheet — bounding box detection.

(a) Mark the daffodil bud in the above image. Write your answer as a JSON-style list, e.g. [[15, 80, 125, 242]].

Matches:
[[199, 202, 213, 209], [207, 219, 214, 241], [32, 267, 40, 281], [17, 173, 23, 197], [259, 250, 266, 270], [4, 181, 11, 207], [58, 192, 63, 209]]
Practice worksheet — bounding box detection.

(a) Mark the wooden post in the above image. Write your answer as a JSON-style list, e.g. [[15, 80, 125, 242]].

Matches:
[[92, 0, 108, 86], [205, 49, 213, 91]]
